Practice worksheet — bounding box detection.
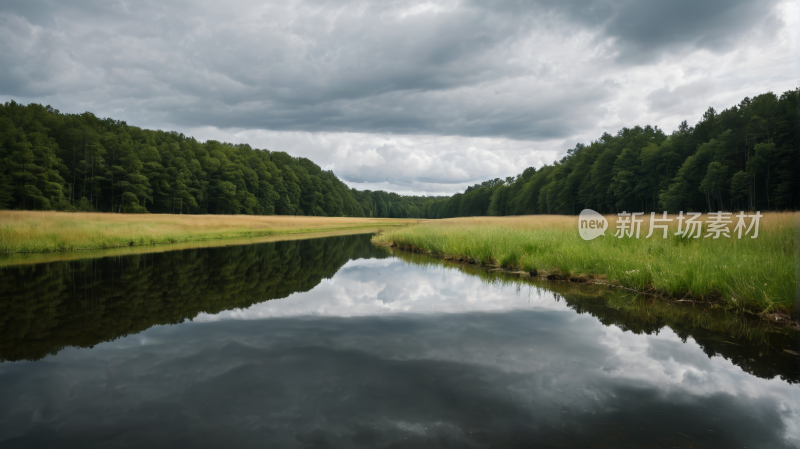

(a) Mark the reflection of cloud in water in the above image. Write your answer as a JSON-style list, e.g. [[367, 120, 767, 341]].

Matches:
[[196, 258, 568, 321], [2, 257, 798, 447], [193, 258, 800, 445], [3, 313, 797, 447]]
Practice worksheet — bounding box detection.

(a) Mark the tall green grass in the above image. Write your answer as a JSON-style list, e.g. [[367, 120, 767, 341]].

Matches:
[[372, 213, 796, 316]]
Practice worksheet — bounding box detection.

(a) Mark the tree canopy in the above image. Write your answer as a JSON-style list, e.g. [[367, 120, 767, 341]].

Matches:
[[0, 102, 440, 217]]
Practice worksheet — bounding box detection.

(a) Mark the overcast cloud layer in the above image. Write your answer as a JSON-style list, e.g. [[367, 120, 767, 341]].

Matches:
[[1, 0, 796, 195]]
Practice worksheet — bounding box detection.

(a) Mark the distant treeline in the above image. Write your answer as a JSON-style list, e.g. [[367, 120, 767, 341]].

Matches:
[[0, 101, 435, 217], [1, 88, 797, 217], [425, 89, 799, 217]]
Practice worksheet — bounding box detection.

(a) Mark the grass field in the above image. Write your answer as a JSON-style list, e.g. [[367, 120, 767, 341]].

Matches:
[[372, 212, 797, 317], [0, 211, 413, 254]]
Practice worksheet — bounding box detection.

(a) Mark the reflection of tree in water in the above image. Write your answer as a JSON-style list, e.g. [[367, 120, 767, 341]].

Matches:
[[557, 291, 799, 384], [389, 249, 799, 384], [0, 234, 388, 362]]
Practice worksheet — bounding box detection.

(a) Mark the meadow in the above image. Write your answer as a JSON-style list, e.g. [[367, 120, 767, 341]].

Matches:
[[0, 211, 412, 254], [372, 212, 797, 317]]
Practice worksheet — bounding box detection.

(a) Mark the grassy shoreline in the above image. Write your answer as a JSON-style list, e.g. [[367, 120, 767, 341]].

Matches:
[[0, 226, 395, 268], [0, 211, 414, 255], [389, 248, 799, 342], [372, 213, 797, 319]]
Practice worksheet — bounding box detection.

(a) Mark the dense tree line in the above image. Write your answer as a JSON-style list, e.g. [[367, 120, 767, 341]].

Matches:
[[1, 88, 796, 218], [422, 89, 798, 217], [0, 101, 435, 217]]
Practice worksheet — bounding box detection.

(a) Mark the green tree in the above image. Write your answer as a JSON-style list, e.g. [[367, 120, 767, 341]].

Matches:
[[699, 161, 729, 211], [730, 171, 749, 211]]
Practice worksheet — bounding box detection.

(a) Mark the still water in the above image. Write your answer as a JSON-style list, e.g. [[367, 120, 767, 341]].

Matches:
[[1, 233, 798, 448]]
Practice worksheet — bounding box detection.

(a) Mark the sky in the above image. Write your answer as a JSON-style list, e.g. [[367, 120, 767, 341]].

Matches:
[[0, 0, 797, 196]]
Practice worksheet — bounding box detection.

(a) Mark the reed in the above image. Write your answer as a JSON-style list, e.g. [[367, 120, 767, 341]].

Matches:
[[0, 211, 412, 254], [372, 212, 797, 316]]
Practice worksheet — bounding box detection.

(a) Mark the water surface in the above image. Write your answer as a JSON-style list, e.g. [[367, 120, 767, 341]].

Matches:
[[1, 233, 798, 448]]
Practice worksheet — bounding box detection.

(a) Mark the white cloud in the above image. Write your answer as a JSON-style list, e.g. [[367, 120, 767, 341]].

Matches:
[[180, 126, 562, 195]]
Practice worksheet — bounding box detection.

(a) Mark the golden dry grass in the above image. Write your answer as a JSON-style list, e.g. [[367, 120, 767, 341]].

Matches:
[[0, 211, 413, 254]]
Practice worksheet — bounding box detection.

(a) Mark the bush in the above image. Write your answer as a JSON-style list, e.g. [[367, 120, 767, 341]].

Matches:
[[76, 197, 94, 212]]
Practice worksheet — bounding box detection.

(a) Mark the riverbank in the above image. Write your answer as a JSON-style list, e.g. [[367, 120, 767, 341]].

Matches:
[[0, 211, 414, 254], [372, 213, 797, 319], [0, 226, 398, 268], [389, 248, 799, 343]]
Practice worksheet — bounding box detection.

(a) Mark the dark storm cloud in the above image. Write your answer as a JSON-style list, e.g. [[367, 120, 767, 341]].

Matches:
[[497, 0, 783, 63], [0, 0, 786, 140], [600, 0, 782, 62]]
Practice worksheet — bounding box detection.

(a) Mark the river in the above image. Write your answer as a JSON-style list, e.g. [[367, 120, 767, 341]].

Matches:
[[0, 233, 798, 448]]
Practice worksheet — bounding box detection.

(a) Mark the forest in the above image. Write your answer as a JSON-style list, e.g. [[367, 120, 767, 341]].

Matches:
[[0, 101, 434, 217], [424, 88, 799, 218], [0, 88, 797, 218]]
